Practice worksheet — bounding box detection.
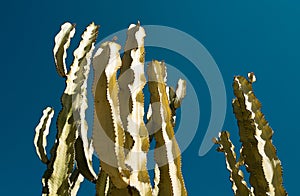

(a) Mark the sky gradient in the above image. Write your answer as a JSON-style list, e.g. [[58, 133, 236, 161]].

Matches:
[[1, 0, 299, 195]]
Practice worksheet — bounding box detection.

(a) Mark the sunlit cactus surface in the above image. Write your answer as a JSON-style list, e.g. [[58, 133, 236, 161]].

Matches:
[[34, 22, 187, 196], [34, 22, 288, 196], [214, 72, 287, 196]]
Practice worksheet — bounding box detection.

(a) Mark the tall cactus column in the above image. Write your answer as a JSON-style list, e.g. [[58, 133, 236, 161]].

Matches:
[[214, 73, 287, 196], [34, 22, 187, 196], [147, 60, 187, 196], [34, 22, 99, 195]]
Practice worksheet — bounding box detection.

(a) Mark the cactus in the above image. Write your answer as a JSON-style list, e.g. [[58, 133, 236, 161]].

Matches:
[[214, 72, 287, 196], [34, 22, 99, 195], [34, 22, 187, 195]]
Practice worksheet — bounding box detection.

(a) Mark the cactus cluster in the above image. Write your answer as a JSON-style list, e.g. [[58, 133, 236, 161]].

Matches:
[[214, 72, 287, 196], [34, 22, 187, 195], [34, 21, 288, 196]]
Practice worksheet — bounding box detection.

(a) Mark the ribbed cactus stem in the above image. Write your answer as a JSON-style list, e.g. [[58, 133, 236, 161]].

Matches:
[[35, 22, 99, 195], [216, 72, 287, 196], [34, 107, 54, 164], [69, 168, 84, 196], [214, 131, 252, 196], [120, 24, 152, 195], [147, 60, 187, 196], [53, 22, 75, 78], [92, 41, 129, 189], [35, 21, 188, 196]]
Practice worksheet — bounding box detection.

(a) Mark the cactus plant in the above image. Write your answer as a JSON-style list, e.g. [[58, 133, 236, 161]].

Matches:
[[35, 21, 288, 196], [34, 22, 187, 195], [214, 72, 287, 196]]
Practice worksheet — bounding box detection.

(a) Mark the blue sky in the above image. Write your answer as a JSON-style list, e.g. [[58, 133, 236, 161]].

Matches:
[[1, 0, 299, 195]]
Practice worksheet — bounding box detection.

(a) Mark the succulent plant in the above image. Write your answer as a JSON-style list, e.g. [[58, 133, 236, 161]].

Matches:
[[214, 73, 287, 196], [34, 22, 187, 196], [34, 21, 288, 196]]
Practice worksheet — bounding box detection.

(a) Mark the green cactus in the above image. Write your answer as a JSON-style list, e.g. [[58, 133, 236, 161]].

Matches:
[[214, 72, 287, 196], [34, 22, 187, 195], [34, 22, 99, 195]]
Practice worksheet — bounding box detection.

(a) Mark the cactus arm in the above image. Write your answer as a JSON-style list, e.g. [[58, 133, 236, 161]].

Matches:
[[34, 107, 54, 164], [152, 163, 160, 196], [72, 22, 98, 182], [116, 23, 152, 195], [41, 89, 77, 195], [148, 78, 186, 134], [92, 41, 129, 189], [74, 137, 97, 182], [232, 77, 269, 195], [233, 73, 287, 196], [147, 60, 187, 196], [168, 79, 186, 127], [118, 22, 143, 156], [214, 131, 252, 196], [147, 80, 186, 144], [173, 79, 186, 109], [96, 169, 110, 196], [42, 22, 99, 195], [53, 22, 76, 78], [69, 168, 84, 196], [118, 23, 137, 129]]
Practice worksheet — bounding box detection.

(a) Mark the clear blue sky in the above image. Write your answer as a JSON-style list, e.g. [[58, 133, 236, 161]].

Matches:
[[1, 0, 299, 195]]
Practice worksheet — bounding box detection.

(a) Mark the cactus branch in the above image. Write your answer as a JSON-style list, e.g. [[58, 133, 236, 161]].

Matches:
[[40, 22, 99, 195], [92, 41, 129, 189], [147, 60, 187, 196], [35, 22, 188, 196], [34, 107, 54, 164], [233, 73, 287, 196], [214, 131, 252, 196], [216, 72, 287, 196], [70, 168, 84, 196], [53, 22, 76, 78]]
